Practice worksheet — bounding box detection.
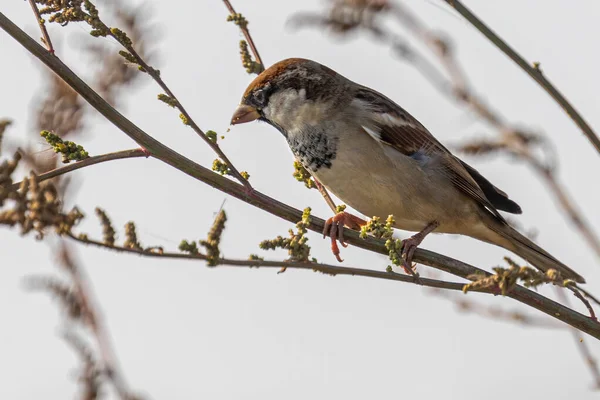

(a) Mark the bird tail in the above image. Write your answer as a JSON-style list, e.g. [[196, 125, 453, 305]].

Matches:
[[482, 220, 586, 284]]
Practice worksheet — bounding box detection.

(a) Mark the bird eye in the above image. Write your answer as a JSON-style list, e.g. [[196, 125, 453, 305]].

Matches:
[[253, 89, 268, 107]]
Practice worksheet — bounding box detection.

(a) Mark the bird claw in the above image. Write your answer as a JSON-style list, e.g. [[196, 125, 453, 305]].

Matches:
[[323, 211, 366, 262], [398, 221, 440, 282]]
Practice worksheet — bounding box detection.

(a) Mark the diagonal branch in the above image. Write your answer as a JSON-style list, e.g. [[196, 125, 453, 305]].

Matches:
[[10, 148, 147, 190], [222, 0, 264, 70], [292, 1, 600, 261], [2, 11, 599, 339], [442, 0, 600, 155], [56, 243, 135, 399], [27, 0, 54, 54]]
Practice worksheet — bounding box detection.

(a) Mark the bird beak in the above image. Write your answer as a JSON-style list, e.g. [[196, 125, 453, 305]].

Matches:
[[230, 104, 260, 125]]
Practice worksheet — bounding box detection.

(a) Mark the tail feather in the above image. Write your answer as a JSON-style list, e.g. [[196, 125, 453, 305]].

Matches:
[[486, 222, 586, 284]]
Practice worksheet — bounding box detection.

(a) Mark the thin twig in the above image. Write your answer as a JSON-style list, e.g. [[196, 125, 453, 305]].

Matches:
[[57, 244, 134, 399], [427, 285, 565, 329], [569, 287, 597, 321], [461, 137, 600, 261], [530, 160, 600, 260], [10, 148, 147, 190], [576, 286, 600, 308], [314, 179, 337, 213], [68, 233, 470, 291], [293, 1, 600, 261], [442, 0, 600, 156], [3, 12, 599, 339], [555, 287, 600, 389], [222, 0, 264, 68], [381, 2, 600, 263], [71, 6, 252, 189], [117, 42, 252, 190], [224, 0, 338, 214], [27, 0, 54, 54], [67, 231, 600, 338]]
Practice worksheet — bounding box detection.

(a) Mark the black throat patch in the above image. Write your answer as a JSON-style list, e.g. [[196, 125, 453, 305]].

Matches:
[[286, 127, 337, 171]]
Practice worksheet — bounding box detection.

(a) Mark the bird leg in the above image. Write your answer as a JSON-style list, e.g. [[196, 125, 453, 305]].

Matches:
[[401, 221, 440, 273], [323, 211, 367, 262]]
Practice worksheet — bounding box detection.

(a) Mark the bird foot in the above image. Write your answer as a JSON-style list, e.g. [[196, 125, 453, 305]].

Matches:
[[323, 211, 367, 262], [400, 221, 440, 278]]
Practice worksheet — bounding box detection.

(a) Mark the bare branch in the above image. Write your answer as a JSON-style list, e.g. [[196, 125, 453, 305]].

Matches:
[[2, 11, 599, 339], [442, 0, 600, 156], [427, 286, 566, 329], [555, 287, 600, 389], [69, 232, 469, 292], [10, 148, 147, 191], [222, 0, 264, 72], [27, 0, 54, 54], [56, 245, 136, 399], [296, 1, 600, 263]]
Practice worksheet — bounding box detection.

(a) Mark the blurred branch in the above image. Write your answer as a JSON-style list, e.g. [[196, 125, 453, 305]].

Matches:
[[27, 0, 54, 53], [0, 119, 12, 154], [442, 0, 600, 156], [2, 10, 599, 339], [84, 4, 157, 106], [27, 244, 140, 399], [427, 285, 566, 329], [555, 287, 600, 389], [57, 245, 135, 399], [34, 0, 250, 189], [291, 0, 600, 263], [93, 4, 250, 189], [458, 136, 600, 261]]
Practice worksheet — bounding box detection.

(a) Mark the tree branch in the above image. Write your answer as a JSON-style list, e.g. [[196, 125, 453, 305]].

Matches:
[[27, 0, 54, 54], [442, 0, 600, 156], [56, 243, 136, 399], [2, 11, 599, 339], [312, 1, 600, 263], [67, 233, 471, 292], [222, 0, 264, 70], [85, 5, 252, 189], [10, 148, 147, 190]]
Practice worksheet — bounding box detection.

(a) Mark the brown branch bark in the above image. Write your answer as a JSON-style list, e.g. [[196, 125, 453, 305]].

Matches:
[[57, 243, 135, 399], [383, 2, 600, 263], [442, 0, 600, 156], [222, 0, 264, 68], [2, 11, 599, 339], [555, 287, 600, 389], [27, 0, 54, 54], [67, 233, 470, 292], [11, 148, 147, 190], [96, 12, 252, 189]]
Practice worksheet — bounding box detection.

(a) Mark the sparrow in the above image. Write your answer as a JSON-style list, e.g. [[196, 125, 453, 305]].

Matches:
[[230, 58, 586, 283]]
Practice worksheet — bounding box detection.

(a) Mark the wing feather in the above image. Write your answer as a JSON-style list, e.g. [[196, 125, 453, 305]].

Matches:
[[353, 87, 516, 220]]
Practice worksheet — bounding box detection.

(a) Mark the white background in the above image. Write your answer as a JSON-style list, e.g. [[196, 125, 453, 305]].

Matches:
[[1, 0, 600, 398]]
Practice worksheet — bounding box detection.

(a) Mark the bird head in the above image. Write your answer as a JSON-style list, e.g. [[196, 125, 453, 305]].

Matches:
[[230, 58, 347, 135]]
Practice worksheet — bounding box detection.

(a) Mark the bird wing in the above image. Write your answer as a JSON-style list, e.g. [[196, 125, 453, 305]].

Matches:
[[353, 87, 508, 220]]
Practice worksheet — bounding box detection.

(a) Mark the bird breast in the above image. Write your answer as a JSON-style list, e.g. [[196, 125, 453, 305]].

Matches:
[[304, 120, 482, 234]]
